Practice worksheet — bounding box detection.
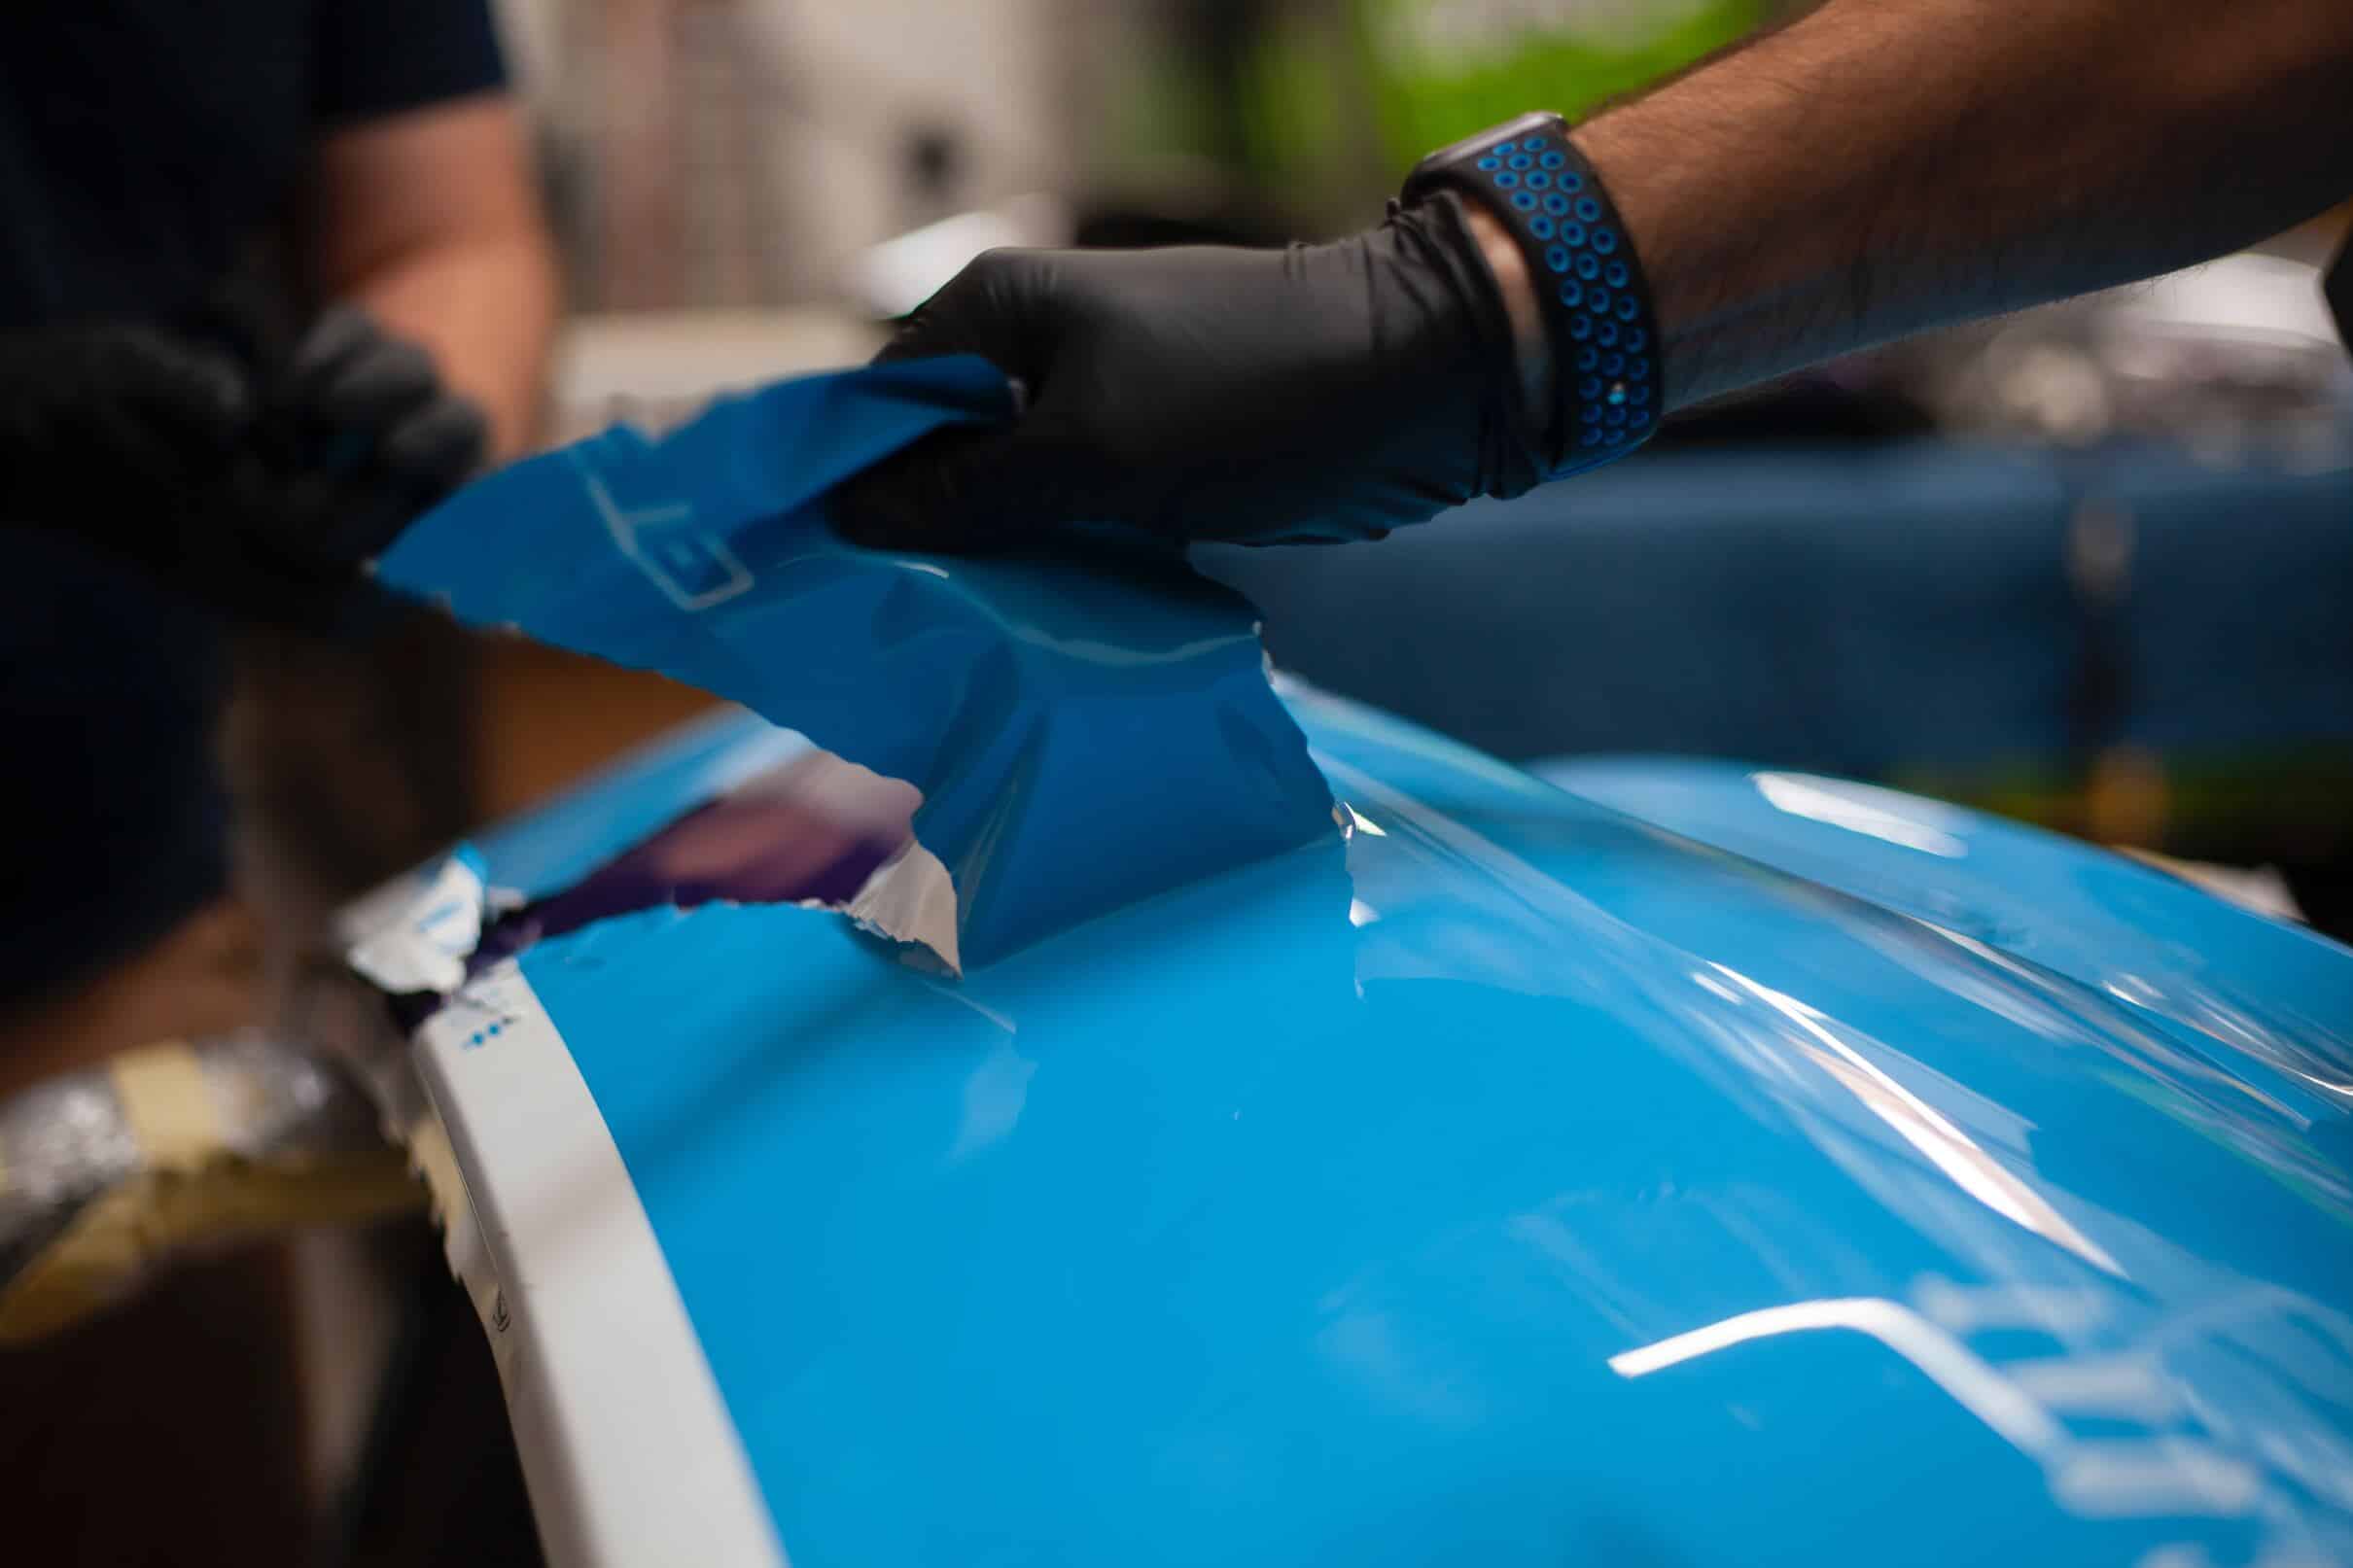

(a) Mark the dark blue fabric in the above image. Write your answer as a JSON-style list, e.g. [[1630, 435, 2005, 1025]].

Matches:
[[0, 530, 228, 1009], [1202, 441, 2353, 779], [0, 0, 506, 1008], [0, 0, 508, 329]]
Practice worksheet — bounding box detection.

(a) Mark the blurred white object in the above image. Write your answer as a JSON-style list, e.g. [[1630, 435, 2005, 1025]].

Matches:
[[2116, 850, 2306, 924], [548, 308, 885, 442], [844, 193, 1072, 320], [1906, 251, 2353, 465], [2124, 252, 2346, 347], [499, 0, 1091, 310]]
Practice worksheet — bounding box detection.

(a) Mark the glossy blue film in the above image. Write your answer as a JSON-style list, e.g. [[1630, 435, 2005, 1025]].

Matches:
[[376, 358, 1332, 966], [510, 687, 2353, 1567]]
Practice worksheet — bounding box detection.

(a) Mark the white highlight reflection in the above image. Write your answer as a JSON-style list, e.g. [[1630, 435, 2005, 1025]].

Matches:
[[1611, 1290, 2305, 1532], [943, 1040, 1037, 1163], [1609, 1296, 2065, 1454], [1753, 772, 1968, 857], [1712, 963, 2124, 1276]]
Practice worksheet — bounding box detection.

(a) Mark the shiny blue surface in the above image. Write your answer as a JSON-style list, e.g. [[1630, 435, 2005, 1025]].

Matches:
[[1542, 754, 2353, 1144], [489, 693, 2353, 1566], [382, 359, 1330, 966]]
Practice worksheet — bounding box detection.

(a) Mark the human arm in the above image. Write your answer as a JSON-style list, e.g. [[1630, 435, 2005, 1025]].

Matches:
[[302, 91, 560, 461], [0, 99, 558, 622], [847, 0, 2353, 547], [1572, 0, 2353, 408]]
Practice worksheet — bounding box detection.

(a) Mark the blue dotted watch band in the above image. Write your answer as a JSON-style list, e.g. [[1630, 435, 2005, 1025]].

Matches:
[[1403, 110, 1663, 476]]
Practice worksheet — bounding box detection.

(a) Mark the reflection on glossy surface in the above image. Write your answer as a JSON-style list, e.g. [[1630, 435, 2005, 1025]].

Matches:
[[1610, 1296, 2066, 1449], [1706, 962, 2123, 1275], [1548, 756, 2353, 1132], [1752, 772, 1971, 857], [467, 691, 2352, 1566]]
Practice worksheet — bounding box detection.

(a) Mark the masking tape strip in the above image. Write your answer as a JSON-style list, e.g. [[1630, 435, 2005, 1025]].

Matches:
[[109, 1041, 222, 1173]]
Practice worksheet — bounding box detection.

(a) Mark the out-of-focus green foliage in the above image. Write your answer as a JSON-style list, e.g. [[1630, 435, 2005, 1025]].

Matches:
[[1097, 1, 1767, 230], [1353, 0, 1766, 162]]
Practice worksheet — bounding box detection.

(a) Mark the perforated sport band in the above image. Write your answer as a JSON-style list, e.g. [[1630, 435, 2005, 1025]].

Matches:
[[1404, 111, 1664, 477]]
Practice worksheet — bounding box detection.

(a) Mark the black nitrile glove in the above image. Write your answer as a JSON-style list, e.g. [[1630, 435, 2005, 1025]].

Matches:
[[0, 323, 251, 488], [838, 192, 1547, 549], [0, 309, 485, 627], [259, 304, 489, 575], [0, 322, 279, 611]]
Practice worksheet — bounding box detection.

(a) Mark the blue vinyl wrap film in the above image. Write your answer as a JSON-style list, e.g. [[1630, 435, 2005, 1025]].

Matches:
[[376, 362, 2353, 1564], [378, 358, 1331, 967], [467, 691, 2353, 1566]]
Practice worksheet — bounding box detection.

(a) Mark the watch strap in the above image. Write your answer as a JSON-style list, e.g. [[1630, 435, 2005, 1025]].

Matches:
[[1404, 112, 1664, 478]]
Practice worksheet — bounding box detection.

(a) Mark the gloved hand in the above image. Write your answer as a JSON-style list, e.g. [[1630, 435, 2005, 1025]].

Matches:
[[838, 193, 1549, 549], [0, 323, 270, 607], [0, 308, 485, 626], [256, 304, 489, 575], [0, 322, 251, 501]]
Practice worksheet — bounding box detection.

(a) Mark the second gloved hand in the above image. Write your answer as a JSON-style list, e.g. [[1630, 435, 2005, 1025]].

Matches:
[[0, 307, 488, 628], [838, 193, 1548, 549], [259, 304, 489, 577]]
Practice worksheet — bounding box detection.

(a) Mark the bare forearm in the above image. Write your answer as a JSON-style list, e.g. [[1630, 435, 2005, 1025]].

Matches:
[[1561, 0, 2353, 408], [307, 96, 561, 460], [344, 233, 558, 460]]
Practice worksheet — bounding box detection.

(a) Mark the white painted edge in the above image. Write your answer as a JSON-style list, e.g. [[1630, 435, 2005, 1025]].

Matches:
[[412, 960, 786, 1568]]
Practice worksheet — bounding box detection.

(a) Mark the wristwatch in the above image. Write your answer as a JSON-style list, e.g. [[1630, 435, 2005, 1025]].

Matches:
[[1404, 111, 1663, 476]]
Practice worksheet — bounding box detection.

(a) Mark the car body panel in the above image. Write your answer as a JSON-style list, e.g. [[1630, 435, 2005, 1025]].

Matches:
[[420, 691, 2353, 1565]]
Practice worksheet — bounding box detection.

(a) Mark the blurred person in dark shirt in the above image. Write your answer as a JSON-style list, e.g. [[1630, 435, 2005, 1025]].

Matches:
[[2, 0, 555, 459], [0, 0, 559, 1021], [0, 10, 556, 1559]]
